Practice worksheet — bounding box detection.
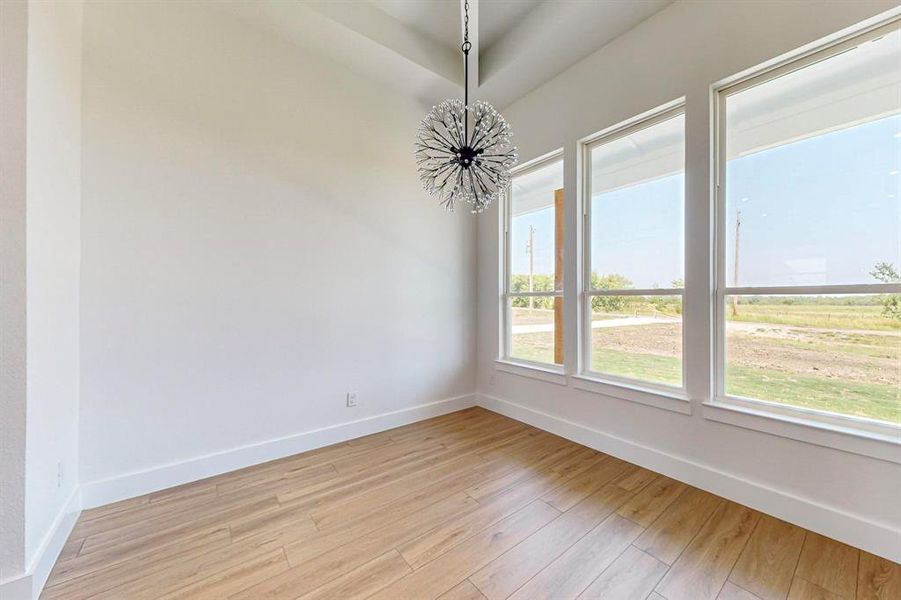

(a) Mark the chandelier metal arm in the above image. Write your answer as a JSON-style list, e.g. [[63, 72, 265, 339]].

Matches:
[[415, 142, 453, 155], [471, 114, 504, 148], [469, 174, 481, 205], [427, 126, 459, 152], [468, 111, 489, 146], [473, 160, 504, 178], [472, 168, 492, 194], [447, 109, 466, 146]]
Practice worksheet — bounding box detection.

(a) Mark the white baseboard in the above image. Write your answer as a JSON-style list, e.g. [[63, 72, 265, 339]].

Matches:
[[477, 393, 901, 564], [27, 487, 82, 598], [0, 486, 82, 600], [80, 393, 476, 509]]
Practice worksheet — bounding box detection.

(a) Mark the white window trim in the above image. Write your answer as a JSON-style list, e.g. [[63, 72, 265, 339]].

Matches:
[[495, 359, 568, 385], [499, 149, 565, 376], [702, 401, 901, 465], [576, 102, 688, 413], [710, 18, 901, 456], [572, 374, 690, 415]]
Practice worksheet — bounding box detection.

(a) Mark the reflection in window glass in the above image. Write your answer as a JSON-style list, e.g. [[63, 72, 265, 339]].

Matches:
[[510, 160, 564, 292], [590, 114, 684, 290], [725, 30, 901, 287]]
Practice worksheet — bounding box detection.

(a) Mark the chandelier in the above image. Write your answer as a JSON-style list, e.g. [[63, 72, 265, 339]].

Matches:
[[415, 0, 518, 213]]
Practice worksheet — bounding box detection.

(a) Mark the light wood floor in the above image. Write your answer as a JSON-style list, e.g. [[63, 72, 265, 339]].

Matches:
[[43, 408, 899, 600]]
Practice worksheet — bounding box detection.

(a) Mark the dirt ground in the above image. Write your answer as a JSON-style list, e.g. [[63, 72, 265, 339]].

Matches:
[[592, 322, 900, 386], [511, 305, 900, 387]]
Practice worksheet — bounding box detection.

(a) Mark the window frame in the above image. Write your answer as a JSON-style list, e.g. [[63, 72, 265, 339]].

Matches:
[[711, 18, 901, 441], [499, 149, 566, 375], [578, 103, 688, 399]]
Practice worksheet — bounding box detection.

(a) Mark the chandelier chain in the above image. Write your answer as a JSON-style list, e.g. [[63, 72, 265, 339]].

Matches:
[[462, 0, 470, 53], [462, 0, 470, 136]]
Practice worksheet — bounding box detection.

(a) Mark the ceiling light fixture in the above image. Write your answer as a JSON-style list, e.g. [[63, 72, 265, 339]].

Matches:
[[415, 0, 518, 213]]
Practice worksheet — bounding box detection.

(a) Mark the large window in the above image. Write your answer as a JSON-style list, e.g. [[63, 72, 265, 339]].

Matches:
[[503, 154, 564, 368], [716, 22, 901, 428], [582, 107, 685, 390]]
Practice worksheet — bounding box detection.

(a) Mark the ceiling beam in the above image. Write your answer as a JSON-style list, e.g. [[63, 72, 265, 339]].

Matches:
[[220, 1, 463, 107], [479, 0, 673, 108], [307, 1, 461, 86]]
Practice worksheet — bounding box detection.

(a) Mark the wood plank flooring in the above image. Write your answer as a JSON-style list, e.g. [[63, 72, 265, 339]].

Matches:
[[42, 407, 900, 600]]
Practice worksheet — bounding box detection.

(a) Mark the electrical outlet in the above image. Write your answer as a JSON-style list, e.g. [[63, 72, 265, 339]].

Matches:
[[489, 374, 496, 386], [346, 392, 358, 407], [57, 462, 63, 488]]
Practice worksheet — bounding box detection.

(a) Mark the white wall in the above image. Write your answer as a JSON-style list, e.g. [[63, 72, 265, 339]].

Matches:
[[1, 3, 83, 595], [78, 1, 476, 490], [24, 0, 82, 572], [478, 0, 901, 561], [0, 0, 30, 589]]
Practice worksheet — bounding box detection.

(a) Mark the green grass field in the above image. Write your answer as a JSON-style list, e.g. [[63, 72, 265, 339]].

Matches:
[[725, 364, 899, 423], [591, 348, 681, 386], [727, 302, 900, 331], [510, 300, 900, 424], [541, 344, 899, 423]]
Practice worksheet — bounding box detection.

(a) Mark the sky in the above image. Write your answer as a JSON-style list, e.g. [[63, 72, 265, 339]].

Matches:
[[510, 114, 901, 289]]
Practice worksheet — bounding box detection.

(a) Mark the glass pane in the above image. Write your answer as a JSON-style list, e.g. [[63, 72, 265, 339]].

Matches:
[[590, 114, 684, 290], [589, 295, 682, 386], [724, 29, 901, 286], [510, 159, 564, 293], [509, 297, 563, 366], [725, 294, 901, 424]]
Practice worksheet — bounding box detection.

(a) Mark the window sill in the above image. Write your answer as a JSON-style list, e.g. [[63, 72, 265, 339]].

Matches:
[[571, 374, 692, 415], [703, 399, 901, 465], [494, 359, 568, 386]]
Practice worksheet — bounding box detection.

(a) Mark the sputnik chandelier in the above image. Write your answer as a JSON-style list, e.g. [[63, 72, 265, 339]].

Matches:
[[415, 0, 518, 213]]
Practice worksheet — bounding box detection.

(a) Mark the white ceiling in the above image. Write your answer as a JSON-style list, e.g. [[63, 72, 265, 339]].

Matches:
[[222, 0, 674, 109]]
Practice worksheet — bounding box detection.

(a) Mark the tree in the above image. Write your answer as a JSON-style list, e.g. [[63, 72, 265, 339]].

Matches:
[[871, 262, 900, 284], [870, 262, 901, 321], [591, 273, 632, 291], [590, 273, 633, 312], [649, 295, 682, 316], [510, 274, 554, 309]]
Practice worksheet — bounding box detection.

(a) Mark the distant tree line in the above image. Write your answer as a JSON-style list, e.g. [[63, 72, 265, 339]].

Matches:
[[510, 274, 556, 309], [510, 273, 682, 316], [737, 296, 882, 306], [511, 264, 900, 322]]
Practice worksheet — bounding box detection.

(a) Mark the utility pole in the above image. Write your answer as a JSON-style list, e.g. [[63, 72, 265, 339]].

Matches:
[[527, 224, 535, 311], [732, 210, 741, 317]]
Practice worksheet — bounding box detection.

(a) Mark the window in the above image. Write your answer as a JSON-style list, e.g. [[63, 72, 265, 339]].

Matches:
[[716, 21, 901, 429], [582, 107, 686, 391], [502, 154, 564, 369]]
